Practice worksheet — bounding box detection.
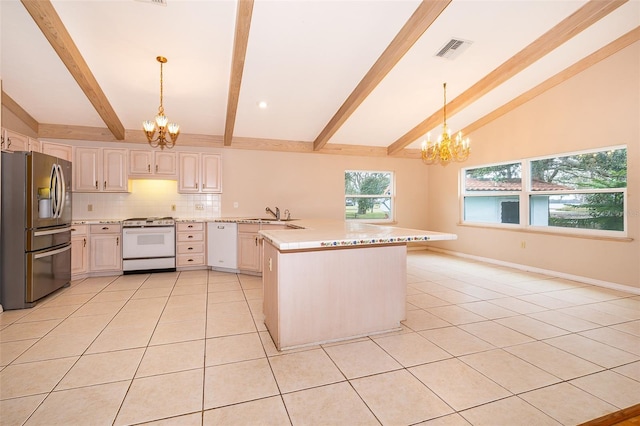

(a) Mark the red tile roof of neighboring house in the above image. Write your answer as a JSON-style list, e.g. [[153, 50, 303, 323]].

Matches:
[[466, 178, 569, 191]]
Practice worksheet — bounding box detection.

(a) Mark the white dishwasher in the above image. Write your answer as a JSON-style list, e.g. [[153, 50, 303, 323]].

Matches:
[[207, 222, 238, 270]]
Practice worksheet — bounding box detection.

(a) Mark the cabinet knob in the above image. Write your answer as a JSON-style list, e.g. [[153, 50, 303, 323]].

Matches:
[[95, 180, 98, 189], [6, 137, 12, 148], [188, 235, 193, 239], [102, 227, 109, 230], [116, 237, 119, 246], [155, 164, 158, 172], [187, 247, 193, 250], [104, 181, 107, 189], [188, 225, 193, 228], [187, 259, 194, 262], [83, 238, 86, 247], [148, 164, 151, 172]]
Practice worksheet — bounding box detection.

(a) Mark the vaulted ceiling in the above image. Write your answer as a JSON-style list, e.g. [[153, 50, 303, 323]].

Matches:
[[1, 0, 638, 158]]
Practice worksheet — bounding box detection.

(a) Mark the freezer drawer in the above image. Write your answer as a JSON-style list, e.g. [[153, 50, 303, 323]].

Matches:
[[26, 243, 72, 303]]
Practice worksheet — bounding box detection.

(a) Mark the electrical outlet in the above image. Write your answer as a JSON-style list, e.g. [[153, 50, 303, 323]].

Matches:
[[171, 204, 176, 211], [233, 202, 239, 209], [195, 203, 205, 210], [87, 204, 93, 212]]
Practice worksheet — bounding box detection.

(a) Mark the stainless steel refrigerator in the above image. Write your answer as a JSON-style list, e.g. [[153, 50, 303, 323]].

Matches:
[[1, 151, 72, 310]]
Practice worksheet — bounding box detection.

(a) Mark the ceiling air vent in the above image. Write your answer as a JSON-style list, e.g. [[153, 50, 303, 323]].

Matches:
[[435, 38, 473, 60], [134, 0, 167, 6]]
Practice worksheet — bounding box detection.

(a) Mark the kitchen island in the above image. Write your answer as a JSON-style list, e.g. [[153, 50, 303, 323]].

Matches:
[[259, 220, 456, 350]]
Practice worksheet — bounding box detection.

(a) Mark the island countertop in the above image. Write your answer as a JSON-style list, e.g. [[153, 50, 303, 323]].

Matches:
[[258, 219, 457, 251]]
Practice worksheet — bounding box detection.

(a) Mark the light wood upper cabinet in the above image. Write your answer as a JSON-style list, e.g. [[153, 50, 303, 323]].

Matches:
[[155, 151, 177, 176], [74, 147, 128, 192], [178, 152, 221, 193], [29, 138, 41, 153], [2, 129, 30, 152], [41, 141, 73, 161], [129, 150, 176, 177], [201, 153, 222, 192]]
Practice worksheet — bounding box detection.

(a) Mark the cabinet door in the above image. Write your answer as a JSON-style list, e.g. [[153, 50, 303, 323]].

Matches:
[[89, 234, 122, 271], [103, 149, 128, 192], [71, 235, 88, 275], [129, 150, 153, 175], [3, 130, 30, 151], [201, 154, 221, 192], [178, 152, 200, 192], [237, 232, 260, 272], [29, 138, 42, 153], [154, 151, 177, 176], [41, 142, 73, 161], [74, 147, 100, 192]]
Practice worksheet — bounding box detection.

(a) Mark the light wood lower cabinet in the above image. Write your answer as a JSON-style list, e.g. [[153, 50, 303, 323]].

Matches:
[[176, 222, 207, 269], [237, 224, 261, 272], [238, 223, 288, 274], [89, 224, 122, 273], [71, 225, 89, 278]]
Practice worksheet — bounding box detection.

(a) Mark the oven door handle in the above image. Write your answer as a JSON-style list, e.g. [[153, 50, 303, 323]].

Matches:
[[34, 244, 71, 259], [34, 226, 72, 237], [124, 229, 174, 235]]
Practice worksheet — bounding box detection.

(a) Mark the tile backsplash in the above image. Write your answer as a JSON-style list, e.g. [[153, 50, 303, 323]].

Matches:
[[72, 179, 221, 220]]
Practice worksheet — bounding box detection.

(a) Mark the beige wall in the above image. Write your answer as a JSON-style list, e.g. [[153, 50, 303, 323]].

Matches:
[[426, 41, 640, 289], [219, 149, 429, 228]]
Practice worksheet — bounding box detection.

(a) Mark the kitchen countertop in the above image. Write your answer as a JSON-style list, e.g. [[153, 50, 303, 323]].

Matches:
[[70, 218, 457, 251], [72, 220, 122, 225], [258, 219, 457, 251]]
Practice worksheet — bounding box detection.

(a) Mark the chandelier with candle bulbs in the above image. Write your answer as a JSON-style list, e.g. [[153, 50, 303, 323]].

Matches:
[[421, 83, 470, 165], [143, 56, 180, 149]]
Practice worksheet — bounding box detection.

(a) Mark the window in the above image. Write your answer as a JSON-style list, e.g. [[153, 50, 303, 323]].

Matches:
[[463, 162, 522, 225], [345, 171, 394, 222], [462, 146, 627, 235]]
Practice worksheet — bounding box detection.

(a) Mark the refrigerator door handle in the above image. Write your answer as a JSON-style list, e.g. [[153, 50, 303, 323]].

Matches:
[[57, 164, 66, 218], [34, 244, 71, 259], [34, 226, 72, 237], [49, 164, 58, 218]]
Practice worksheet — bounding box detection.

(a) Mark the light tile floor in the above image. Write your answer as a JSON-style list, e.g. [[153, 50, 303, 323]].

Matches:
[[1, 251, 639, 425]]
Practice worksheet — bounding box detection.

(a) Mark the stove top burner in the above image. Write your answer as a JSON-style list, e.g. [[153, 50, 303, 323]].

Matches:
[[123, 217, 175, 227]]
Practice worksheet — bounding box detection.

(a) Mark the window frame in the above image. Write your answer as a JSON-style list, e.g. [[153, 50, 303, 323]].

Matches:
[[345, 170, 395, 223], [460, 145, 627, 237]]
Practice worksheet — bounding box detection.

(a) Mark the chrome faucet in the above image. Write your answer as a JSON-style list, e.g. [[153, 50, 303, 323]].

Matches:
[[265, 206, 280, 220]]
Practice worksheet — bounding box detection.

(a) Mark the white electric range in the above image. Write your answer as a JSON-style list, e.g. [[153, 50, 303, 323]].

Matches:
[[122, 217, 176, 273]]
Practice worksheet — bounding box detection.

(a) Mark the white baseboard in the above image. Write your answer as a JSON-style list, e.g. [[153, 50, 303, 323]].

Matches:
[[423, 247, 640, 296]]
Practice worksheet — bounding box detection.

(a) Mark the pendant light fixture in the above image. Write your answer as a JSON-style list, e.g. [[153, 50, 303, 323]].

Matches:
[[421, 83, 470, 165], [143, 56, 180, 149]]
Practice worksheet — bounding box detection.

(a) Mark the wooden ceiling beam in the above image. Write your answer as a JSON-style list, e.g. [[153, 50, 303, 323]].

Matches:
[[460, 26, 640, 138], [21, 0, 125, 140], [224, 0, 254, 147], [1, 90, 39, 134], [387, 0, 628, 155], [312, 0, 451, 151]]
